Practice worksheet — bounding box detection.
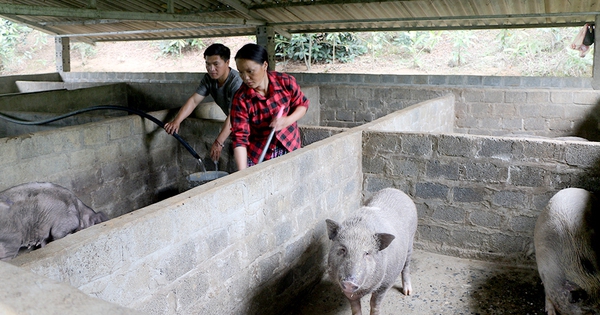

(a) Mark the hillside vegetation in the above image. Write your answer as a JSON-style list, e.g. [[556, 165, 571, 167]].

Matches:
[[0, 18, 593, 77]]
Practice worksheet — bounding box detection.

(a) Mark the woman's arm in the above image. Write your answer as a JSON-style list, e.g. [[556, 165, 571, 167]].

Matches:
[[234, 146, 248, 170], [271, 105, 307, 131], [271, 73, 309, 131]]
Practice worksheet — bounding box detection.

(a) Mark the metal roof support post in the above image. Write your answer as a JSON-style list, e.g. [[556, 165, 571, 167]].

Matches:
[[55, 36, 71, 72], [256, 26, 275, 71], [593, 15, 600, 89]]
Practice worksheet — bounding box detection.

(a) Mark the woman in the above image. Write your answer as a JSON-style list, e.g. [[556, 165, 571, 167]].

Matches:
[[230, 43, 309, 170]]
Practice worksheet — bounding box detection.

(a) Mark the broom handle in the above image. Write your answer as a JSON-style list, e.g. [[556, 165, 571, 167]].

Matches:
[[257, 107, 285, 164]]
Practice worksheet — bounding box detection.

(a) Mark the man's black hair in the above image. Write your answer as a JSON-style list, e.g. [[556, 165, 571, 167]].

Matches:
[[204, 43, 231, 61]]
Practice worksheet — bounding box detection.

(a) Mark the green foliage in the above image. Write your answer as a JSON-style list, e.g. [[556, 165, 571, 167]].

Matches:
[[157, 38, 205, 56], [359, 32, 391, 60], [275, 33, 367, 68], [449, 30, 476, 67], [71, 42, 97, 65], [560, 48, 593, 77], [0, 18, 31, 72], [0, 21, 593, 78], [493, 28, 588, 76], [392, 31, 441, 68]]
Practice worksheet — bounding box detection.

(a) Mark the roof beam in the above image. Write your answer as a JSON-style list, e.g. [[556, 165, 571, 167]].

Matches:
[[0, 15, 59, 35], [250, 0, 441, 10], [39, 19, 122, 26], [286, 20, 586, 33], [215, 0, 291, 38], [57, 24, 252, 38], [0, 4, 264, 25], [270, 11, 597, 27]]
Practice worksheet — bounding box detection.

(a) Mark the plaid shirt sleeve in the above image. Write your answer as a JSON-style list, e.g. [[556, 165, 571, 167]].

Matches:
[[230, 71, 309, 165]]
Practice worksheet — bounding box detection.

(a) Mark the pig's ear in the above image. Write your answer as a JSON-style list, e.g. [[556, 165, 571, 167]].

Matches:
[[326, 219, 341, 240], [375, 233, 395, 251]]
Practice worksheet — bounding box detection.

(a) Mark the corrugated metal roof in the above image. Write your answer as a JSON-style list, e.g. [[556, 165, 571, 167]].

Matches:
[[0, 0, 598, 42]]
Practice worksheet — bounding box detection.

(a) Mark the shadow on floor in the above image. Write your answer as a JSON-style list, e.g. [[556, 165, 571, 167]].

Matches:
[[246, 238, 330, 315], [469, 266, 545, 315]]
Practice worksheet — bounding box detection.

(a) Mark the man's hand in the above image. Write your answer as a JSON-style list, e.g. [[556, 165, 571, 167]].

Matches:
[[211, 139, 224, 161], [164, 121, 180, 135]]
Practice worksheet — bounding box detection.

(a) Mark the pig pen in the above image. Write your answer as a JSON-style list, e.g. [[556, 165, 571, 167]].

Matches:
[[1, 73, 600, 315]]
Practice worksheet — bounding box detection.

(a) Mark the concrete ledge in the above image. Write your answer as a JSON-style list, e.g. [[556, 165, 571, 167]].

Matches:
[[15, 80, 66, 93], [366, 93, 455, 133], [0, 261, 141, 315]]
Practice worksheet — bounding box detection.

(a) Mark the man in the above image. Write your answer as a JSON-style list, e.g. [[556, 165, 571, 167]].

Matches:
[[164, 43, 243, 161]]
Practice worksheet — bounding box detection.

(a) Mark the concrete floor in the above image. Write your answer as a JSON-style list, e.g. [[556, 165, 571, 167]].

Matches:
[[285, 250, 546, 315]]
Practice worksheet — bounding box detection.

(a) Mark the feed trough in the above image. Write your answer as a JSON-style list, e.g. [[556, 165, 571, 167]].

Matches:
[[185, 171, 228, 188]]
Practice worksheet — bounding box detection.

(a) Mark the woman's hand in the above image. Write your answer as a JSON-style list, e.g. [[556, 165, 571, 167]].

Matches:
[[270, 115, 289, 131], [269, 106, 307, 131]]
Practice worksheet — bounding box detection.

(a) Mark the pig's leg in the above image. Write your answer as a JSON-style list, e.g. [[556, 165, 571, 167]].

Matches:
[[401, 245, 413, 295], [349, 298, 362, 315], [369, 287, 390, 315], [544, 295, 557, 315], [49, 215, 79, 243], [0, 240, 21, 260]]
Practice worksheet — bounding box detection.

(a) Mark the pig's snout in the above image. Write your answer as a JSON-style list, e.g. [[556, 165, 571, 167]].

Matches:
[[340, 278, 360, 293]]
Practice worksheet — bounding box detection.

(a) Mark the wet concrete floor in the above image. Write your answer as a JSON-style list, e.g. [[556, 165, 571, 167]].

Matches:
[[285, 250, 546, 315]]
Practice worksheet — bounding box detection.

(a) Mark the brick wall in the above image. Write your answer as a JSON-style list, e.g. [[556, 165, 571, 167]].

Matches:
[[289, 73, 600, 138], [363, 131, 600, 263], [366, 93, 455, 133], [48, 72, 600, 138], [0, 111, 188, 218], [455, 88, 600, 137]]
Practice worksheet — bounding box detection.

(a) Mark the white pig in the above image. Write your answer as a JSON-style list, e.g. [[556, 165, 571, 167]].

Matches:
[[0, 182, 108, 260], [534, 187, 600, 315], [326, 188, 418, 315]]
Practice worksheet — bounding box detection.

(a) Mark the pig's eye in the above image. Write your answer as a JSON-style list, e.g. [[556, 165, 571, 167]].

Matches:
[[337, 248, 346, 256]]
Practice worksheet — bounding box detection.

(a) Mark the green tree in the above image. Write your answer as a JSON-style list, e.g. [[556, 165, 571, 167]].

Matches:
[[449, 30, 476, 67], [274, 33, 367, 69], [157, 38, 205, 57], [0, 18, 31, 72]]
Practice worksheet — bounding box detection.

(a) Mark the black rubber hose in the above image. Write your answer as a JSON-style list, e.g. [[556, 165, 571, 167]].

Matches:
[[0, 105, 201, 160]]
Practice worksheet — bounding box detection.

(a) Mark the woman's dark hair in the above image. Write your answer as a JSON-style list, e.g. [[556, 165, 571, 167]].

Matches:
[[235, 43, 269, 66], [204, 43, 231, 61]]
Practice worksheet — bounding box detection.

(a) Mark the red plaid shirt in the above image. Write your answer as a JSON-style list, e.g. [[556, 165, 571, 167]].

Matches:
[[231, 71, 309, 165]]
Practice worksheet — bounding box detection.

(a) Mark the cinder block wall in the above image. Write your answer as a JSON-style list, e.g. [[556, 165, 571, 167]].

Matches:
[[363, 130, 600, 263], [289, 73, 598, 138], [316, 85, 451, 128], [58, 72, 321, 117], [0, 83, 130, 138], [366, 94, 455, 133], [0, 83, 128, 113], [38, 72, 598, 138], [0, 111, 189, 218], [10, 130, 364, 315], [455, 88, 600, 137]]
